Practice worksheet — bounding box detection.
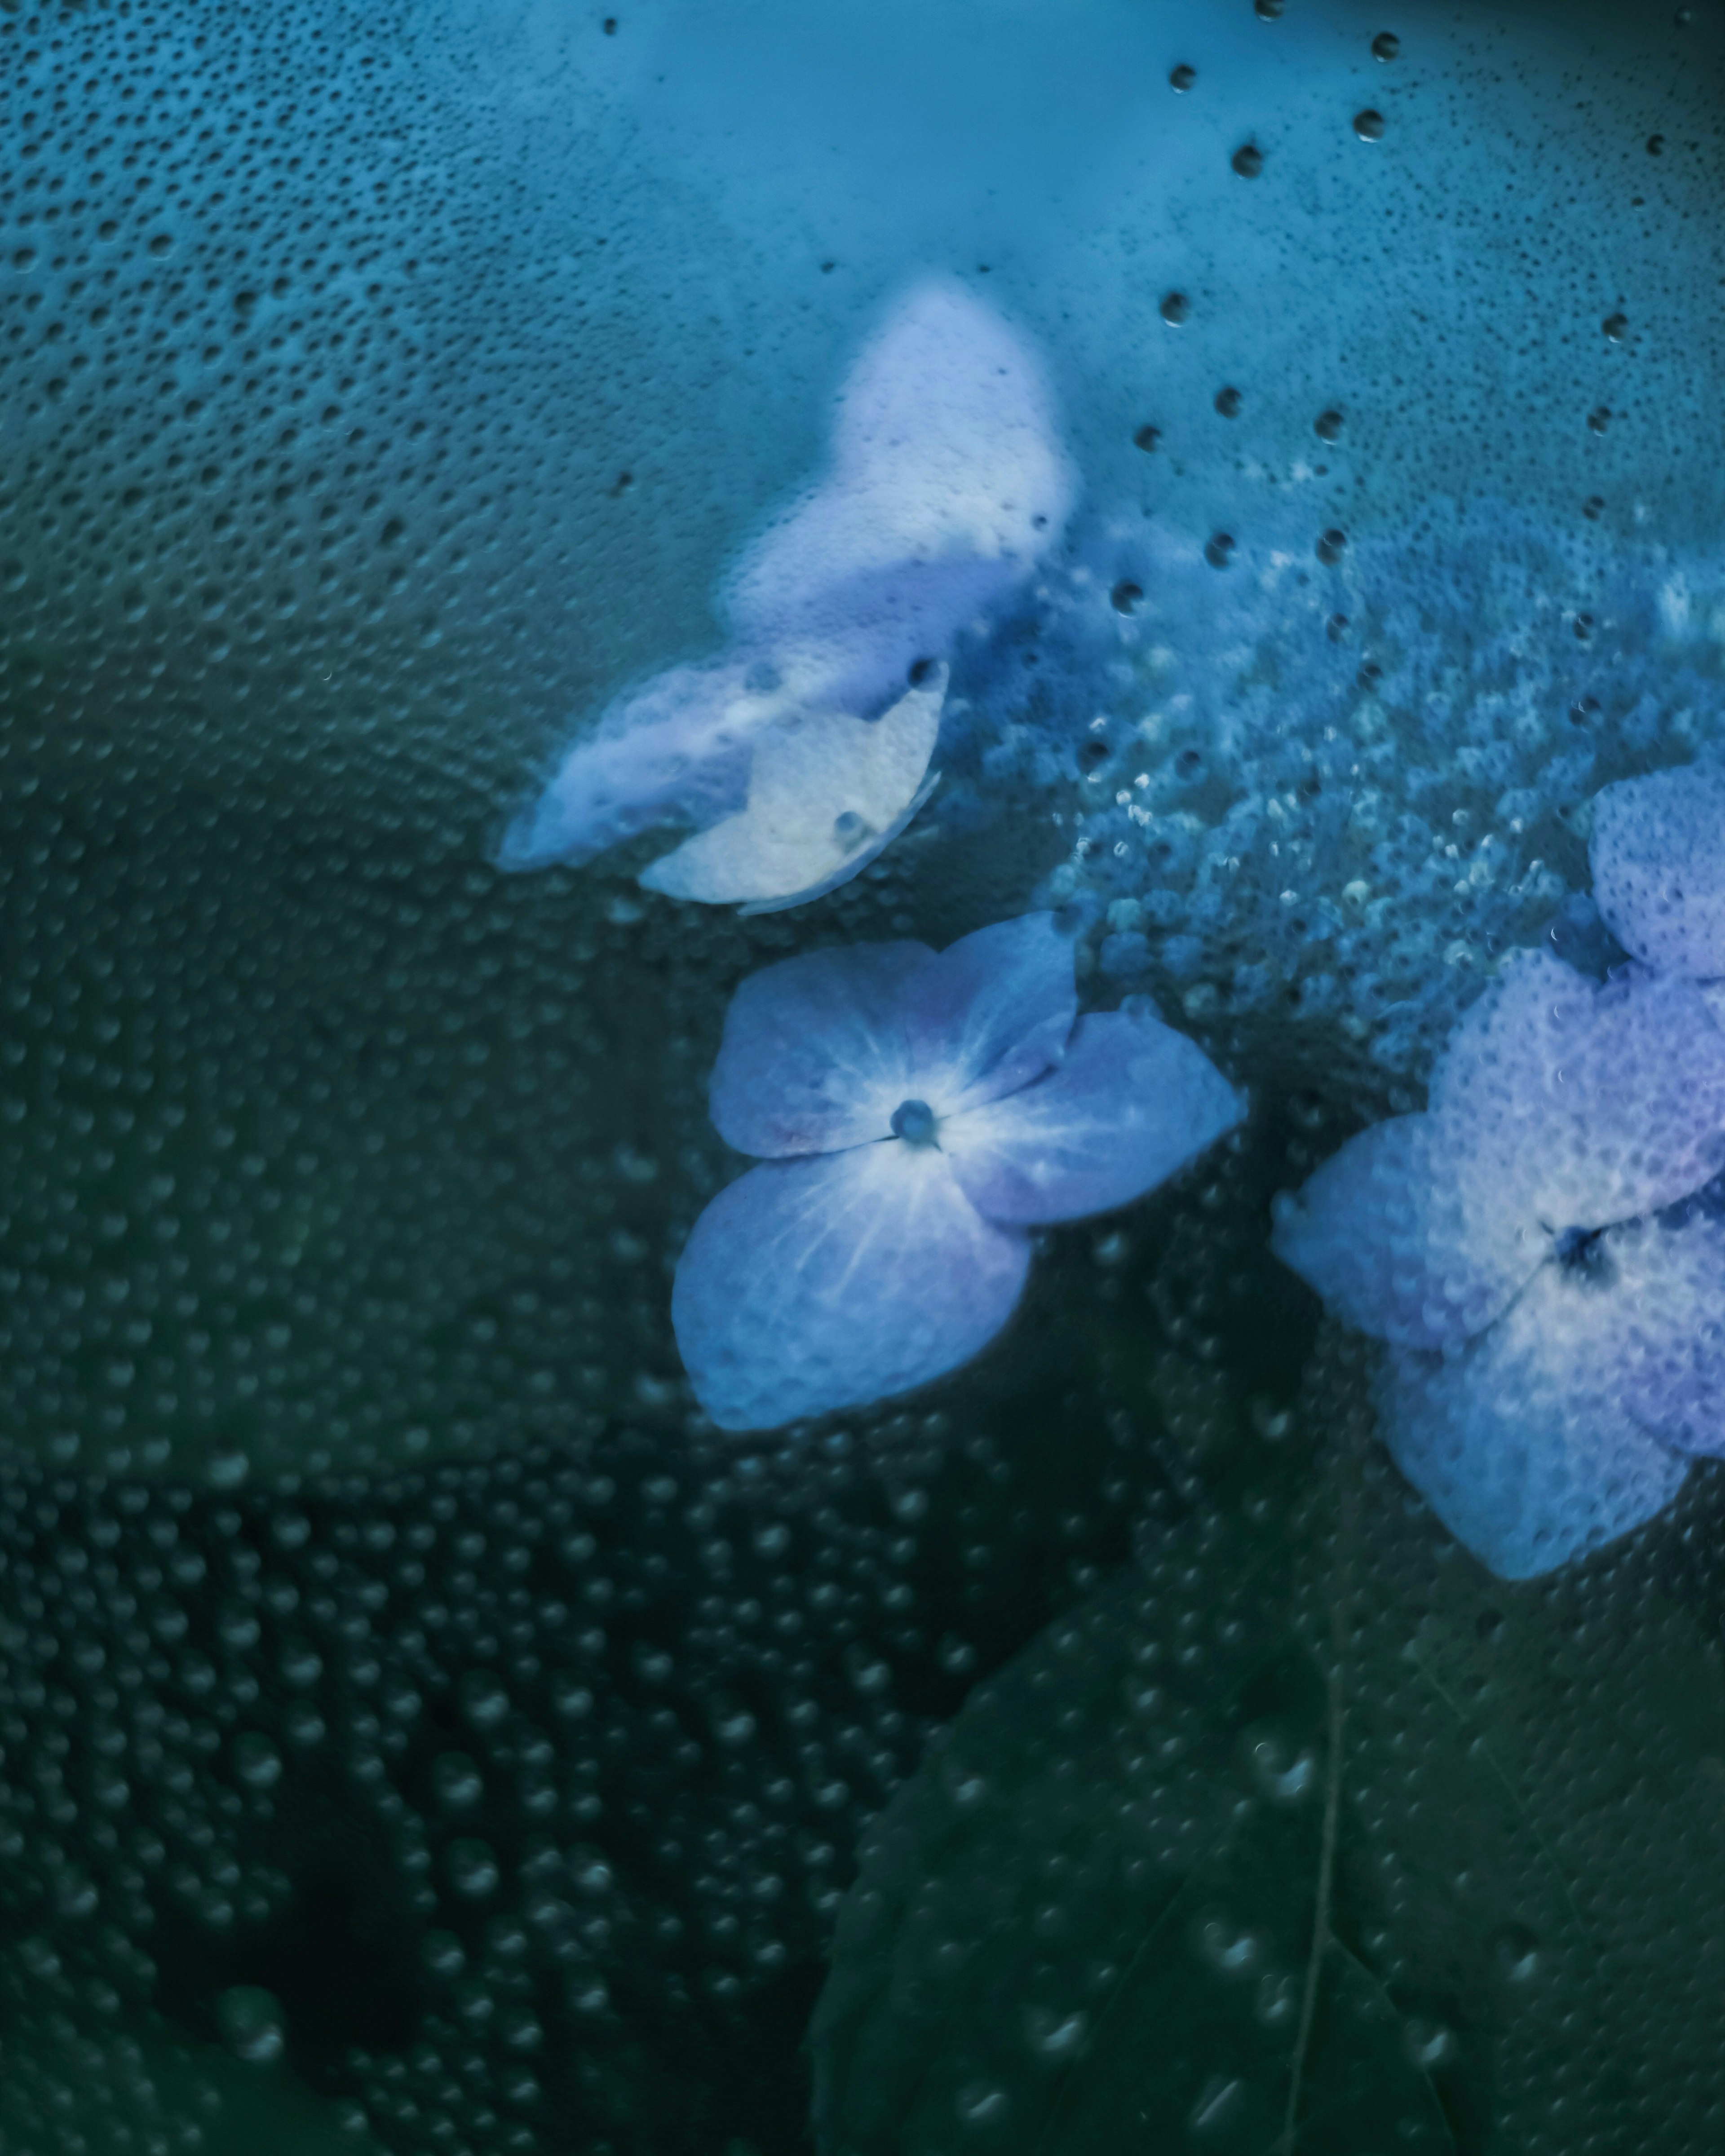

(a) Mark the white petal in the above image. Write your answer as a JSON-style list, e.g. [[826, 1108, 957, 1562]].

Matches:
[[639, 670, 945, 908]]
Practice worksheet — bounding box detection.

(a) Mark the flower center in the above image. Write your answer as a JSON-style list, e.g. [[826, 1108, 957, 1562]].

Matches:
[[890, 1098, 939, 1148], [1554, 1224, 1612, 1284]]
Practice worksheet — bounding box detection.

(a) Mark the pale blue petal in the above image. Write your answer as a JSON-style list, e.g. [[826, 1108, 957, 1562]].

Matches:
[[1593, 1210, 1725, 1459], [1379, 1263, 1691, 1581], [1272, 1114, 1541, 1350], [1590, 767, 1725, 980], [708, 943, 937, 1158], [1433, 950, 1725, 1235], [728, 282, 1077, 651], [498, 658, 761, 870], [902, 913, 1079, 1119], [942, 1010, 1243, 1226], [671, 1144, 1032, 1431]]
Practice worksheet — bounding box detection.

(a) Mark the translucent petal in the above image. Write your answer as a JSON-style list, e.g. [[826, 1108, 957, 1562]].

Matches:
[[497, 657, 764, 870], [902, 913, 1079, 1119], [671, 1144, 1032, 1431], [943, 1010, 1243, 1226], [505, 284, 1074, 874], [1593, 1208, 1725, 1458], [1590, 766, 1725, 979], [708, 943, 938, 1158], [1379, 1263, 1691, 1581], [638, 669, 945, 909], [729, 282, 1077, 654], [1433, 950, 1725, 1234], [1271, 1114, 1539, 1350]]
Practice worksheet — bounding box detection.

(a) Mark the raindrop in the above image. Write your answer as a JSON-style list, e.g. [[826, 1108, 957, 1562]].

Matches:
[[1354, 108, 1386, 141], [1110, 580, 1145, 615], [1371, 30, 1401, 59], [1254, 0, 1285, 17], [1169, 63, 1196, 91], [1316, 526, 1348, 563], [1204, 533, 1236, 569], [218, 1985, 287, 2065], [447, 1838, 501, 1900], [1603, 311, 1629, 340], [1160, 291, 1191, 325], [1133, 423, 1163, 451], [1588, 405, 1611, 433], [1314, 407, 1344, 441], [1214, 386, 1243, 418], [1231, 144, 1265, 179], [1647, 133, 1666, 155]]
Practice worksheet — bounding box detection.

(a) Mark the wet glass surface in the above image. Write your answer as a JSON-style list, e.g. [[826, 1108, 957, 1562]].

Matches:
[[1, 2, 1722, 2151]]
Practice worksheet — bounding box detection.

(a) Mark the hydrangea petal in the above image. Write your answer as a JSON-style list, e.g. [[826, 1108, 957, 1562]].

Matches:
[[902, 913, 1079, 1119], [1590, 767, 1725, 979], [730, 283, 1077, 655], [942, 1009, 1243, 1226], [671, 1143, 1031, 1431], [639, 669, 945, 910], [1592, 1208, 1725, 1458], [708, 943, 936, 1158], [1433, 950, 1725, 1236], [1378, 1263, 1691, 1581], [497, 658, 763, 870], [1272, 1114, 1539, 1350]]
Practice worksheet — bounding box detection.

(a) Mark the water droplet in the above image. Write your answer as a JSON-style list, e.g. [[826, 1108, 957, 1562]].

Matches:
[[1314, 407, 1344, 441], [1231, 144, 1264, 179], [1372, 30, 1400, 59], [1354, 108, 1386, 141], [1403, 2017, 1458, 2069], [955, 2084, 1010, 2127], [447, 1837, 501, 1899], [218, 1984, 287, 2064], [1214, 386, 1243, 418], [1160, 291, 1191, 326], [1169, 62, 1196, 91], [433, 1753, 485, 1810], [1316, 526, 1348, 564], [891, 1099, 939, 1146], [1254, 0, 1285, 18], [1133, 422, 1163, 451], [1588, 404, 1611, 433], [1204, 533, 1236, 570], [1603, 311, 1629, 341], [1493, 1922, 1541, 1982], [1110, 580, 1145, 615]]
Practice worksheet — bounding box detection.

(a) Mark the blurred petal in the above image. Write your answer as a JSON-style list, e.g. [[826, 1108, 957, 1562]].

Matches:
[[903, 913, 1079, 1118], [1592, 1208, 1725, 1458], [1433, 950, 1725, 1233], [498, 658, 765, 870], [671, 1143, 1031, 1431], [1379, 1264, 1690, 1581], [640, 670, 945, 910], [943, 1009, 1243, 1226], [1590, 766, 1725, 979], [730, 282, 1076, 656], [1272, 1114, 1542, 1350], [708, 943, 937, 1157]]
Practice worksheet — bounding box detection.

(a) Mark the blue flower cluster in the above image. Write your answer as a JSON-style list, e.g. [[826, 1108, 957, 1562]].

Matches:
[[497, 279, 1725, 1586]]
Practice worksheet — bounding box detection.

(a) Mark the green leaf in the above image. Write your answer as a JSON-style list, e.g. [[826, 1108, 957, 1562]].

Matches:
[[811, 1399, 1725, 2156]]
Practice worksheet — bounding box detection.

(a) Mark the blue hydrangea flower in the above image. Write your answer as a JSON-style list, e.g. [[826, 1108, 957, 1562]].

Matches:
[[1274, 944, 1725, 1579], [674, 913, 1243, 1431]]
